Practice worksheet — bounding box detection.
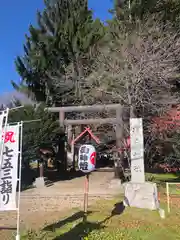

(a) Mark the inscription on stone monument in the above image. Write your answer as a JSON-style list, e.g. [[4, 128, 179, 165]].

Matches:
[[130, 118, 145, 183]]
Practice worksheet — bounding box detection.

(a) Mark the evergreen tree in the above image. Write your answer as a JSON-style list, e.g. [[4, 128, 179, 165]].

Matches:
[[13, 0, 105, 105], [8, 103, 59, 164]]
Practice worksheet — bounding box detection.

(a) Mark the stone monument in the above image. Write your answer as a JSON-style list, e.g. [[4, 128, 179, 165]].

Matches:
[[123, 118, 159, 210]]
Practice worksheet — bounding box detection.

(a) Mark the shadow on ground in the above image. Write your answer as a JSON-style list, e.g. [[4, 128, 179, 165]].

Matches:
[[52, 221, 104, 240], [45, 169, 86, 182], [20, 159, 116, 192], [20, 166, 37, 191], [43, 201, 125, 240], [44, 211, 92, 232], [20, 168, 86, 192], [0, 227, 16, 230], [111, 201, 125, 216]]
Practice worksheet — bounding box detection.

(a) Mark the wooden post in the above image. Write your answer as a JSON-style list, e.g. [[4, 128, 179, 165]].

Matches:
[[88, 127, 92, 143], [115, 107, 124, 179], [67, 125, 72, 145], [166, 182, 170, 213], [81, 124, 85, 144], [72, 133, 75, 171], [39, 163, 44, 178], [37, 160, 40, 178], [83, 174, 89, 222], [59, 111, 67, 173], [59, 111, 65, 128]]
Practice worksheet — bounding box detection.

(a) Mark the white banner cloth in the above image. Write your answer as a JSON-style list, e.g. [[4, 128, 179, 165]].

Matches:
[[0, 124, 20, 211]]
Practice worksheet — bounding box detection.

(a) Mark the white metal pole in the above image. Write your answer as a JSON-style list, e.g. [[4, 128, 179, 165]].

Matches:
[[166, 182, 170, 213], [16, 121, 23, 240], [0, 110, 5, 163], [0, 108, 9, 168]]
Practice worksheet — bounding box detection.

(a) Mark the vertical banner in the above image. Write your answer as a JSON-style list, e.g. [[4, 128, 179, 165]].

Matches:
[[0, 124, 20, 211], [130, 118, 145, 183]]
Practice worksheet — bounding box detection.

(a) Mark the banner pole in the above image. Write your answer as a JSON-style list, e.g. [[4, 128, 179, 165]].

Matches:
[[0, 108, 9, 168], [16, 121, 23, 240]]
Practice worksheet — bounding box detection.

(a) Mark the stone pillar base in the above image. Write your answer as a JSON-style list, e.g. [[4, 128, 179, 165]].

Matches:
[[123, 181, 159, 210], [34, 177, 45, 188]]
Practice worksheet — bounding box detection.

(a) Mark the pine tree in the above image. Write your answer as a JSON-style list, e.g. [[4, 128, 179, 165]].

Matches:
[[8, 103, 59, 164], [13, 0, 105, 105]]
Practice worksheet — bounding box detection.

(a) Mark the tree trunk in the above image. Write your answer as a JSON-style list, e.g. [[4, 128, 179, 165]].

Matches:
[[58, 133, 67, 173], [70, 48, 81, 99], [130, 106, 136, 118]]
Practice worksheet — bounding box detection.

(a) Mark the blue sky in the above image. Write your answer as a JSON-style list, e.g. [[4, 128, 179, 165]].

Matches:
[[0, 0, 112, 94]]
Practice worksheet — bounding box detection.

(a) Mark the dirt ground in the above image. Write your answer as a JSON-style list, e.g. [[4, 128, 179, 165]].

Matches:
[[0, 172, 121, 240], [1, 172, 180, 240]]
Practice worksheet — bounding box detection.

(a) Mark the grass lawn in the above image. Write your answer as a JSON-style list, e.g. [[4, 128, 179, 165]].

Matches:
[[22, 182, 180, 239], [146, 172, 180, 194], [146, 172, 179, 182]]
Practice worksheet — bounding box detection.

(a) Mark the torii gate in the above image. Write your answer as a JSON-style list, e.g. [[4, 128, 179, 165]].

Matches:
[[46, 104, 124, 178]]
